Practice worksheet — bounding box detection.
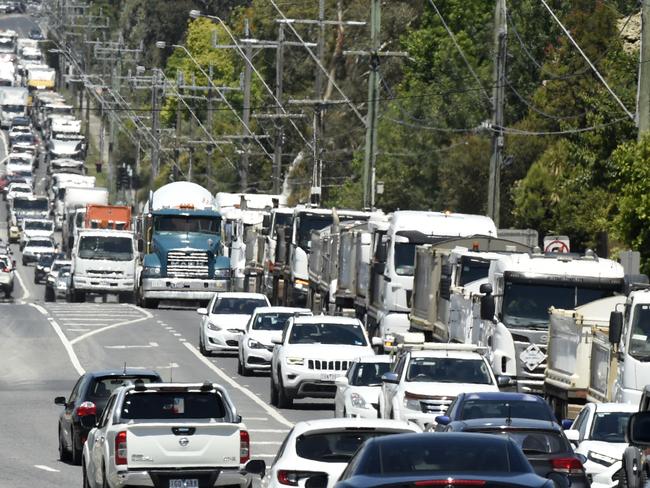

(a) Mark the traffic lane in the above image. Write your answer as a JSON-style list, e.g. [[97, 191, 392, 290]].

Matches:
[[156, 307, 335, 423], [0, 303, 82, 488], [0, 14, 38, 37]]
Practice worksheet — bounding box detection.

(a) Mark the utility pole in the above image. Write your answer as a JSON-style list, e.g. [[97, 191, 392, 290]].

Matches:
[[273, 24, 285, 194], [487, 0, 507, 227], [241, 19, 253, 192], [206, 64, 214, 191], [151, 69, 161, 184], [362, 0, 380, 210], [639, 0, 650, 139]]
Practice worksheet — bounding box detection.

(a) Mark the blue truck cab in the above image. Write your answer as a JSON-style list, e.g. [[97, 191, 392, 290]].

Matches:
[[136, 182, 230, 308]]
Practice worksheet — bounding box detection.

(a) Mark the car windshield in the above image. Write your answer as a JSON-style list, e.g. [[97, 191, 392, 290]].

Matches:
[[52, 261, 68, 271], [121, 392, 226, 420], [296, 430, 404, 463], [297, 213, 333, 250], [27, 239, 53, 248], [459, 256, 491, 286], [212, 297, 268, 315], [406, 357, 492, 384], [629, 304, 650, 361], [590, 411, 632, 443], [289, 322, 367, 346], [13, 198, 47, 211], [486, 430, 570, 455], [251, 312, 295, 331], [25, 221, 52, 231], [37, 255, 54, 265], [78, 236, 133, 261], [394, 243, 416, 276], [502, 280, 621, 328], [11, 187, 30, 193], [460, 399, 553, 421], [154, 215, 219, 234], [350, 362, 392, 386]]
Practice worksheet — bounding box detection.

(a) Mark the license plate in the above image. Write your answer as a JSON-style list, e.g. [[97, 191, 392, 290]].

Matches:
[[320, 373, 337, 381], [169, 480, 199, 488]]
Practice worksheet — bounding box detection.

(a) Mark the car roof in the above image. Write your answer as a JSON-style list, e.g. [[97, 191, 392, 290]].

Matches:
[[370, 431, 510, 448], [291, 418, 420, 436], [408, 349, 486, 360], [252, 306, 311, 315], [461, 392, 547, 403], [293, 315, 362, 325], [86, 369, 161, 378], [590, 402, 638, 413], [456, 417, 562, 432], [214, 292, 268, 300], [355, 355, 393, 364]]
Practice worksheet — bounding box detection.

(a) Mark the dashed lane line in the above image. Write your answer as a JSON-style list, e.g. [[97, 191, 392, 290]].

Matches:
[[13, 267, 29, 302], [70, 304, 152, 345], [34, 465, 60, 473]]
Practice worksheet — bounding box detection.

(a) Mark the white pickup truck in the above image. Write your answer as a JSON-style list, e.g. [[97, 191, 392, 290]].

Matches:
[[82, 382, 266, 488]]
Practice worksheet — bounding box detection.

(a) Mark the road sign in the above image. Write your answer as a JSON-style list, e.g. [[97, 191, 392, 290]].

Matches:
[[543, 235, 570, 253]]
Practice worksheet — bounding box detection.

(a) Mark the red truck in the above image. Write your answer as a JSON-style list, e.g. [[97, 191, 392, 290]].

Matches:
[[84, 204, 131, 230]]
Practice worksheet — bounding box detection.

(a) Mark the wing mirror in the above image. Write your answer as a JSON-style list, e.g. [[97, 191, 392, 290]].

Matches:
[[196, 307, 208, 316], [271, 337, 283, 345], [497, 375, 516, 388], [435, 415, 450, 426], [371, 336, 383, 347], [137, 238, 144, 253], [381, 372, 399, 384], [334, 376, 349, 387], [54, 396, 66, 406], [628, 411, 650, 447], [564, 429, 579, 444], [561, 419, 574, 430], [609, 311, 623, 345], [480, 284, 495, 321]]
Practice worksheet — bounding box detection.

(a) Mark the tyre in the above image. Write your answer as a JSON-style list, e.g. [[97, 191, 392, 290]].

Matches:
[[270, 373, 279, 407], [82, 462, 91, 488], [276, 374, 293, 409], [74, 290, 86, 303], [4, 287, 10, 299], [238, 356, 251, 376], [58, 426, 70, 462], [44, 286, 54, 302], [21, 257, 26, 266], [33, 273, 38, 284], [71, 428, 81, 465], [118, 292, 134, 304], [142, 298, 159, 309], [199, 334, 209, 356]]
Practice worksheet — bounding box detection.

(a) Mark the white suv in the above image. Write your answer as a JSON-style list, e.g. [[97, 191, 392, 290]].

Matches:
[[270, 316, 378, 408], [379, 338, 499, 430]]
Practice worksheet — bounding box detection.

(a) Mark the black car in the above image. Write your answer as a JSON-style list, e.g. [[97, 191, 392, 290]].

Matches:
[[33, 253, 57, 283], [331, 432, 561, 488], [435, 392, 557, 431], [443, 418, 589, 488], [54, 369, 162, 464], [28, 27, 43, 40]]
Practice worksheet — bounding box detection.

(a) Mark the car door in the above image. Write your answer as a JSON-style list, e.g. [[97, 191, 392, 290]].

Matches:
[[62, 374, 84, 448], [381, 355, 405, 418], [336, 363, 355, 417], [273, 319, 291, 383], [90, 394, 116, 487], [202, 295, 215, 342]]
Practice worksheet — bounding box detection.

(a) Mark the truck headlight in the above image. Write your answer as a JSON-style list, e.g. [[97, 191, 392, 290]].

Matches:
[[587, 451, 617, 467], [286, 357, 304, 366], [214, 268, 231, 278], [142, 266, 161, 278], [207, 322, 221, 331], [247, 338, 264, 349], [350, 393, 368, 409]]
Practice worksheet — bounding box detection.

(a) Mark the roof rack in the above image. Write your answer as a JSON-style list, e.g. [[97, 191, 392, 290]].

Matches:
[[393, 333, 488, 354]]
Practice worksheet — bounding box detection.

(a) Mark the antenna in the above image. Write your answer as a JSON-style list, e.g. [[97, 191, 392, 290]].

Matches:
[[123, 361, 126, 374], [169, 362, 173, 382], [506, 403, 512, 426]]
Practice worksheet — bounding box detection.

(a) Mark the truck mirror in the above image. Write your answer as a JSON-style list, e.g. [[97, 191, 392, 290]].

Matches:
[[480, 294, 495, 321], [479, 283, 493, 295], [137, 238, 144, 253], [628, 411, 650, 447], [262, 214, 271, 231], [374, 262, 385, 275], [609, 311, 623, 344]]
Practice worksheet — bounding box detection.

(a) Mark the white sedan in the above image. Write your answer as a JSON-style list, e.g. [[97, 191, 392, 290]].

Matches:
[[334, 355, 393, 419], [5, 182, 32, 202], [237, 306, 311, 376], [565, 402, 637, 488], [263, 418, 420, 488], [22, 237, 56, 265], [197, 292, 270, 355]]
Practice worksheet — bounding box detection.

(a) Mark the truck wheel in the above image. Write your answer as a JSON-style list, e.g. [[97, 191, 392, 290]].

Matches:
[[277, 375, 293, 409], [270, 373, 279, 407], [74, 290, 86, 303], [118, 292, 134, 304], [141, 297, 159, 309], [44, 287, 54, 302]]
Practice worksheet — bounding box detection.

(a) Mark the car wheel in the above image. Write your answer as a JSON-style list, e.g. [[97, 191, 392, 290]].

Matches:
[[58, 426, 70, 462], [71, 428, 82, 465], [199, 334, 209, 356], [33, 273, 38, 284], [239, 356, 251, 377], [21, 257, 26, 266], [277, 373, 293, 409], [4, 287, 10, 299], [102, 463, 109, 488], [82, 461, 91, 488], [45, 286, 54, 302], [270, 373, 279, 407]]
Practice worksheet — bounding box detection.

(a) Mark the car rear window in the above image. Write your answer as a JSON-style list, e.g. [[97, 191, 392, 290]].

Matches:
[[89, 376, 158, 401], [483, 430, 570, 455], [120, 392, 226, 420], [460, 400, 552, 421], [295, 430, 406, 463], [212, 297, 268, 315]]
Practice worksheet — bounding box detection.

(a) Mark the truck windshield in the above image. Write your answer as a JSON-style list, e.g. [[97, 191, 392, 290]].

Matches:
[[629, 304, 650, 361], [394, 243, 416, 276], [590, 411, 631, 443], [502, 281, 620, 328], [78, 236, 133, 261], [121, 392, 226, 420], [459, 257, 491, 286], [406, 357, 493, 384], [154, 215, 219, 234], [4, 105, 23, 114], [289, 322, 367, 346], [297, 213, 333, 250], [13, 199, 48, 211]]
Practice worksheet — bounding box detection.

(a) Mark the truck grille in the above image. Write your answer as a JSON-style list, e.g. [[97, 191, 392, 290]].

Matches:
[[307, 359, 350, 371], [167, 250, 209, 279], [419, 396, 455, 414]]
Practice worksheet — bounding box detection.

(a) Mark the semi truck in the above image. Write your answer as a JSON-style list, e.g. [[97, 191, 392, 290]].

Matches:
[[136, 181, 230, 308]]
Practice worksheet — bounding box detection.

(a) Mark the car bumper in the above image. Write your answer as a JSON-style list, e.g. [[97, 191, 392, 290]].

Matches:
[[281, 367, 340, 398], [111, 467, 250, 488], [74, 276, 134, 292], [143, 277, 229, 301], [346, 404, 380, 419], [587, 460, 622, 488], [398, 409, 440, 431], [243, 346, 273, 369], [205, 328, 242, 352]]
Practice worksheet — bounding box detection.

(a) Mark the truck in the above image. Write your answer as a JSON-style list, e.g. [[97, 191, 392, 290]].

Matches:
[[544, 295, 626, 420], [49, 174, 96, 227], [8, 195, 49, 242], [136, 181, 230, 308], [81, 382, 265, 488], [0, 86, 28, 128], [589, 288, 650, 408], [477, 251, 625, 394], [26, 64, 55, 91], [61, 187, 109, 251], [84, 204, 131, 231], [69, 229, 138, 302], [0, 61, 15, 86]]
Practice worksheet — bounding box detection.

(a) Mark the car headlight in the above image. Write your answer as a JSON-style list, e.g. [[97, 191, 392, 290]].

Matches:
[[404, 398, 421, 411], [214, 268, 231, 278], [207, 322, 221, 331], [43, 267, 50, 273], [46, 276, 55, 283], [247, 338, 265, 349], [587, 451, 618, 467], [142, 266, 161, 278], [350, 393, 368, 409], [286, 357, 304, 366]]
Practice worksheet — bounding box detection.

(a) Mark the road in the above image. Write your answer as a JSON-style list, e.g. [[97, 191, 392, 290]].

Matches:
[[0, 13, 332, 488]]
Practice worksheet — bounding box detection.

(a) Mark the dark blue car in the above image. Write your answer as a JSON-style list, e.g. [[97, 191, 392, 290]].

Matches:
[[435, 392, 556, 431], [331, 432, 561, 488]]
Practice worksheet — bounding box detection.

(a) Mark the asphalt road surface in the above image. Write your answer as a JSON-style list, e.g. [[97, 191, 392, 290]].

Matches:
[[0, 13, 332, 488]]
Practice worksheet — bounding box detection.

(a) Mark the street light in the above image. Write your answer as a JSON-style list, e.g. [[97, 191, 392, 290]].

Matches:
[[155, 41, 166, 49]]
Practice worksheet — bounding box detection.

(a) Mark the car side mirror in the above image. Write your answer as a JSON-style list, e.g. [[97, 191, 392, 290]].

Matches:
[[79, 414, 97, 429], [54, 396, 66, 406], [271, 337, 282, 345], [305, 474, 328, 488], [628, 411, 650, 447], [564, 429, 579, 443], [196, 307, 208, 316], [334, 376, 349, 387], [609, 311, 623, 345], [381, 372, 399, 384], [435, 415, 450, 426], [371, 336, 383, 347], [243, 459, 266, 477], [497, 375, 516, 387], [561, 419, 574, 430]]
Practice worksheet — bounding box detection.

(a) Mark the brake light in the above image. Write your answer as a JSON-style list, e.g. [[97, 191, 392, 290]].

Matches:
[[2, 267, 8, 272], [76, 401, 96, 417], [278, 471, 318, 486], [415, 481, 486, 487], [115, 431, 127, 465], [240, 430, 250, 464], [551, 457, 584, 474]]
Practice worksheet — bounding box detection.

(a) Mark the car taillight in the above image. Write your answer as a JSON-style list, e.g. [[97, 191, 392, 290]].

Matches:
[[240, 430, 250, 464], [415, 481, 486, 487], [551, 457, 584, 474], [2, 267, 8, 272], [76, 401, 96, 417], [115, 431, 127, 465], [278, 471, 319, 486]]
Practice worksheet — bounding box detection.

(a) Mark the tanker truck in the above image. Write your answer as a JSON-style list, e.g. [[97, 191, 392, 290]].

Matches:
[[136, 182, 230, 308]]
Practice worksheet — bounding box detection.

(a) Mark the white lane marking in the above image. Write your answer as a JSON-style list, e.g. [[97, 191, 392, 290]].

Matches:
[[70, 305, 152, 345], [105, 341, 159, 349], [183, 342, 293, 428], [58, 318, 120, 322], [246, 429, 289, 434], [29, 304, 85, 375], [252, 441, 282, 445], [67, 328, 91, 332], [245, 417, 269, 421], [173, 333, 182, 337], [34, 465, 60, 473], [13, 267, 29, 301], [252, 454, 277, 458]]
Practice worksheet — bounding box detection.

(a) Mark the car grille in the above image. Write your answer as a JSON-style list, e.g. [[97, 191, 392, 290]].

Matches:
[[418, 395, 455, 414], [307, 359, 350, 371], [167, 250, 209, 279]]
